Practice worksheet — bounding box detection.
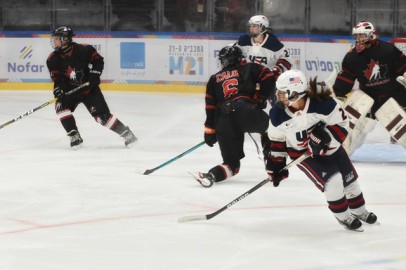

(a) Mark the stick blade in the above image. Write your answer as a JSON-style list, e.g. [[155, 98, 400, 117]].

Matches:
[[143, 169, 154, 175], [177, 215, 208, 223]]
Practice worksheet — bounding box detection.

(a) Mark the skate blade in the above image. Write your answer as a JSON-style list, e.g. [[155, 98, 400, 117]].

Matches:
[[188, 172, 213, 188]]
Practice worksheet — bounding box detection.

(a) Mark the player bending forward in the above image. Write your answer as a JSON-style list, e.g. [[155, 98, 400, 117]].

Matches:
[[47, 26, 137, 149], [191, 45, 276, 187], [264, 70, 378, 232]]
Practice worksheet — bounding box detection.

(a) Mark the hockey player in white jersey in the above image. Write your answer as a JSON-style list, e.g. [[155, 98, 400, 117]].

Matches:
[[237, 15, 292, 77], [264, 70, 378, 232], [237, 15, 293, 151]]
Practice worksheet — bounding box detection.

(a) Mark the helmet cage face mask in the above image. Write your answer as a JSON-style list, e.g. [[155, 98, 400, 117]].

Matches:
[[248, 15, 269, 38], [352, 21, 377, 53]]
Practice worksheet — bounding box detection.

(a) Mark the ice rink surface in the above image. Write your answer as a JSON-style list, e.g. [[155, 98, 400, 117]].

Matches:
[[0, 90, 406, 270]]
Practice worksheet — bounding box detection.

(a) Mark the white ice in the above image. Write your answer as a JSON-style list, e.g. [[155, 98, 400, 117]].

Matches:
[[0, 91, 406, 270]]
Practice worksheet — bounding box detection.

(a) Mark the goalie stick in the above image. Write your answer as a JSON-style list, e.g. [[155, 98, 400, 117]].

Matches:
[[178, 152, 310, 223], [0, 82, 90, 130], [142, 141, 205, 175]]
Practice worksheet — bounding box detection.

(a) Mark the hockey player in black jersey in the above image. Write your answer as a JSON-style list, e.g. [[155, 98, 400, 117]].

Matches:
[[334, 21, 406, 116], [47, 26, 136, 148], [333, 21, 406, 152], [191, 45, 277, 187]]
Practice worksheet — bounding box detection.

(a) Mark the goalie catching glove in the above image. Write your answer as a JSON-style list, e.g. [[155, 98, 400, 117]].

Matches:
[[265, 156, 289, 187], [307, 125, 331, 157], [396, 72, 406, 89]]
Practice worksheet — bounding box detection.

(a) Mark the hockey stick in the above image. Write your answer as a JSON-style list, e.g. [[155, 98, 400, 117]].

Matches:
[[178, 152, 310, 223], [248, 133, 263, 160], [0, 82, 90, 130], [142, 141, 206, 175]]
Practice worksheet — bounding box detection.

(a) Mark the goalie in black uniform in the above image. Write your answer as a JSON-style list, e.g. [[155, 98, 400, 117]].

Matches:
[[46, 26, 136, 148], [333, 21, 406, 154]]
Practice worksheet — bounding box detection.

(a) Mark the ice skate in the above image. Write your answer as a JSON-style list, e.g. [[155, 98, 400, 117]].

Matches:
[[189, 172, 214, 188], [120, 127, 137, 146], [352, 211, 379, 225], [67, 130, 83, 149], [336, 216, 364, 232]]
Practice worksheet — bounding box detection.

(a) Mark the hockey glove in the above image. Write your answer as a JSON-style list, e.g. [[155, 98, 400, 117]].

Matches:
[[89, 69, 102, 88], [271, 66, 282, 79], [204, 127, 217, 147], [308, 126, 331, 157], [53, 87, 66, 100], [265, 156, 289, 187]]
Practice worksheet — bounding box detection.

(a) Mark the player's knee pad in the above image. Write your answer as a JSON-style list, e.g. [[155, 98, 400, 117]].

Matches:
[[324, 173, 345, 202], [343, 181, 362, 199]]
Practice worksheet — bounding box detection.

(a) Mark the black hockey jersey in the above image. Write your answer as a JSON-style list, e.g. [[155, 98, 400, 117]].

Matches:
[[333, 39, 406, 99], [46, 42, 104, 93], [204, 62, 275, 128]]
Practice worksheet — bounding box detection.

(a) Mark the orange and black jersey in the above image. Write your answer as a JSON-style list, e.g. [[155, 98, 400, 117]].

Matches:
[[333, 39, 406, 99], [46, 42, 104, 92], [204, 62, 276, 128]]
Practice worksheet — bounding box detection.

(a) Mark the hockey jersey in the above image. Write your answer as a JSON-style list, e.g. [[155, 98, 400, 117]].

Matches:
[[333, 39, 406, 99], [268, 97, 348, 159], [46, 42, 104, 94], [204, 62, 276, 129], [237, 33, 292, 72]]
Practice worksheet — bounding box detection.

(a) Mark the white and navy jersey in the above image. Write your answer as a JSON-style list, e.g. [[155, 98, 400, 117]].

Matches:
[[237, 33, 292, 72], [268, 97, 348, 159]]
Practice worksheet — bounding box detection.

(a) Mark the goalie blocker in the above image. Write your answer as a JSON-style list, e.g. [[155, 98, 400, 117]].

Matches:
[[375, 97, 406, 148]]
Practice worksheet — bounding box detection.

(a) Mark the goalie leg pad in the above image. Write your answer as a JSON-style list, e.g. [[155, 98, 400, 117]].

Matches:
[[343, 116, 376, 156], [343, 90, 374, 129], [375, 97, 406, 148], [341, 90, 375, 155]]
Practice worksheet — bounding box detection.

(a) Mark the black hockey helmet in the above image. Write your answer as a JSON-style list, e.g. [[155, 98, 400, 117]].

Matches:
[[218, 45, 243, 67], [52, 26, 75, 39], [51, 26, 74, 51]]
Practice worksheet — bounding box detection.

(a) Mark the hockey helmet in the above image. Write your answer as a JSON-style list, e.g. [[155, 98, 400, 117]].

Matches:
[[248, 15, 269, 38], [248, 15, 269, 30], [218, 45, 243, 68], [51, 26, 75, 51], [352, 21, 377, 53], [276, 70, 308, 106]]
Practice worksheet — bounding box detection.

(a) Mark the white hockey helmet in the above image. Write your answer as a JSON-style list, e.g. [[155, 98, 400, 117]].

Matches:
[[352, 21, 377, 52], [276, 70, 308, 106], [352, 21, 376, 39], [248, 15, 269, 37]]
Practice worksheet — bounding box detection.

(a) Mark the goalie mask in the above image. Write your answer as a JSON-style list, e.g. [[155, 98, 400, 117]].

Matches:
[[352, 21, 377, 53], [218, 45, 243, 68], [248, 15, 269, 38], [51, 26, 75, 51], [276, 70, 308, 107]]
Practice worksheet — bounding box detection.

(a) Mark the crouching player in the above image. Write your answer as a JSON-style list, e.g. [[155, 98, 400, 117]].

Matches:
[[263, 70, 378, 232]]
